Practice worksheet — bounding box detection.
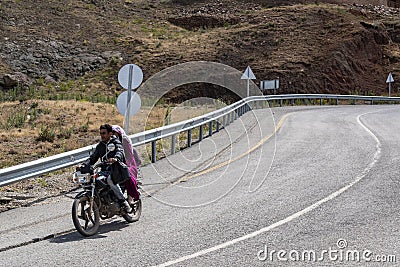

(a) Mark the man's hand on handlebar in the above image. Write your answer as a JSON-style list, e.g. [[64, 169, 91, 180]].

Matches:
[[107, 158, 118, 164]]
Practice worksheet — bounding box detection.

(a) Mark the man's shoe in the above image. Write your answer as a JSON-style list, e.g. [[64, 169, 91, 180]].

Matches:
[[122, 200, 132, 213], [127, 196, 135, 205]]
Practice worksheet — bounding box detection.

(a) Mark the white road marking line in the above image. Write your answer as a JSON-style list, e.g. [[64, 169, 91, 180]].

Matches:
[[153, 110, 382, 267]]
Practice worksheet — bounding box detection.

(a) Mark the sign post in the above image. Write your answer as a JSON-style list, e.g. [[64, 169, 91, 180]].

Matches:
[[118, 64, 143, 133], [386, 72, 394, 97], [241, 66, 256, 97]]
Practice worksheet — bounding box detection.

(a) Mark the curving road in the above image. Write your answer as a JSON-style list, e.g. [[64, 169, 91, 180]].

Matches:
[[0, 105, 399, 266]]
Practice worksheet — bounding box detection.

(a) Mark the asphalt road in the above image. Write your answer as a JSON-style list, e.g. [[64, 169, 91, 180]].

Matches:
[[0, 105, 399, 266]]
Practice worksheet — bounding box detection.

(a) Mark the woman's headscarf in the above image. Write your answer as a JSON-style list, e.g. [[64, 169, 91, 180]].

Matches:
[[112, 125, 127, 141], [112, 125, 141, 200], [112, 125, 141, 166]]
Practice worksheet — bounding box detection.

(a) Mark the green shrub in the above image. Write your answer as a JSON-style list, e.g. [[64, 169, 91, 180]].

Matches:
[[2, 110, 27, 130], [57, 126, 73, 139], [37, 125, 56, 142]]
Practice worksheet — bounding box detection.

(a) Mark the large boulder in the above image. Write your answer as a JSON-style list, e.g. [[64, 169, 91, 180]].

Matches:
[[0, 72, 31, 90]]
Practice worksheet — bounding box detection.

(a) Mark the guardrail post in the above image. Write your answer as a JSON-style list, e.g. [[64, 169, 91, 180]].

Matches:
[[209, 121, 213, 136], [199, 124, 204, 141], [231, 112, 234, 123], [280, 99, 283, 107], [187, 129, 192, 147], [222, 115, 226, 127], [261, 101, 265, 109], [151, 141, 157, 163], [336, 98, 339, 105], [171, 134, 176, 155], [320, 98, 323, 105], [216, 120, 220, 132], [371, 100, 374, 105]]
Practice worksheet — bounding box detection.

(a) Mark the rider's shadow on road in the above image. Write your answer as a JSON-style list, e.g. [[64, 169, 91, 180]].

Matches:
[[49, 220, 131, 243]]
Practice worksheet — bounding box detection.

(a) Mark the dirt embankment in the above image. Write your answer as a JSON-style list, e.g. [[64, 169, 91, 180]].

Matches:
[[0, 0, 399, 100], [164, 2, 400, 97]]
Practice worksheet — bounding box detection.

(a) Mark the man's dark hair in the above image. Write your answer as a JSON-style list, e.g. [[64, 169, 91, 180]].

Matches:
[[99, 124, 113, 133]]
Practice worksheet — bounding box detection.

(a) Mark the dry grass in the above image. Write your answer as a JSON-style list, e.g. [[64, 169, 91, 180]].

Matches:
[[0, 99, 218, 168], [0, 100, 123, 168]]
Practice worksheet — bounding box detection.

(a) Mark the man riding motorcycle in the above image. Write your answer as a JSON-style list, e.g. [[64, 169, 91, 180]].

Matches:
[[80, 124, 132, 213]]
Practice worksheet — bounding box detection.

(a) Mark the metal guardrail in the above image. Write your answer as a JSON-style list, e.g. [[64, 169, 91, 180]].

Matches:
[[1, 94, 400, 186]]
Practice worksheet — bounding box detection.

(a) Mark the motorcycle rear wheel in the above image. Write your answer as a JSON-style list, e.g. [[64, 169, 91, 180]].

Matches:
[[123, 199, 142, 223], [72, 195, 100, 237]]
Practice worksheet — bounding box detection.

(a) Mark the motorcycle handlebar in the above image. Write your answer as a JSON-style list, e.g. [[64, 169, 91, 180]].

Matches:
[[76, 160, 112, 174], [93, 161, 111, 169]]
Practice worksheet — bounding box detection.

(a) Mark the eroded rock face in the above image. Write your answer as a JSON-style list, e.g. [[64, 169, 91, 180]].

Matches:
[[168, 15, 239, 30], [0, 0, 399, 97], [0, 38, 111, 81]]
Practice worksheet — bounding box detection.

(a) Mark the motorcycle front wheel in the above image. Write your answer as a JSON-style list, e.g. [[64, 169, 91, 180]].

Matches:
[[72, 195, 100, 237]]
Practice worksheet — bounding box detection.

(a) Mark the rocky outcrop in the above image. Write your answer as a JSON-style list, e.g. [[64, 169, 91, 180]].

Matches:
[[0, 38, 112, 81], [0, 34, 124, 90], [0, 72, 31, 90]]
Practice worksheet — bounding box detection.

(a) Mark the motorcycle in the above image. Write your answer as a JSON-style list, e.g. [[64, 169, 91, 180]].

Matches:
[[71, 145, 142, 237]]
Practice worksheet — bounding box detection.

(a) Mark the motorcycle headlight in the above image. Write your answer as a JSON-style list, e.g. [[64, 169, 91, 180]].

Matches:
[[73, 171, 91, 183]]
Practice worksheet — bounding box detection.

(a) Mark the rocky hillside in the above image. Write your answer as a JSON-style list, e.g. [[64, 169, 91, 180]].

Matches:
[[1, 0, 400, 101]]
